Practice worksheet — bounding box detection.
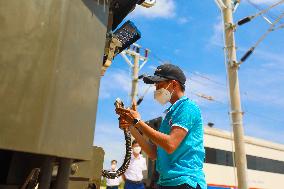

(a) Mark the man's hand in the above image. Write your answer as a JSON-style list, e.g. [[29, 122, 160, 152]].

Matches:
[[119, 117, 132, 130], [116, 100, 141, 129]]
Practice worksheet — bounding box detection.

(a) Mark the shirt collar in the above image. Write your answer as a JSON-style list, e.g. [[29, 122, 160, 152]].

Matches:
[[165, 96, 188, 113], [131, 154, 142, 159]]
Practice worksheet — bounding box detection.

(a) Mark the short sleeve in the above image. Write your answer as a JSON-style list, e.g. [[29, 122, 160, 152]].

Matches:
[[171, 102, 198, 132]]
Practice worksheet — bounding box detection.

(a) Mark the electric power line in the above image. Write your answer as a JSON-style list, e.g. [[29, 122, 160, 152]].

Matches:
[[137, 31, 284, 123], [189, 71, 226, 87], [138, 47, 284, 124], [148, 50, 228, 88], [245, 110, 284, 124], [240, 11, 284, 63], [244, 0, 284, 25]]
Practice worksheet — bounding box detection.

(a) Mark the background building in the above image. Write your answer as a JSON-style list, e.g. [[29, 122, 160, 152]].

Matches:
[[145, 118, 284, 189]]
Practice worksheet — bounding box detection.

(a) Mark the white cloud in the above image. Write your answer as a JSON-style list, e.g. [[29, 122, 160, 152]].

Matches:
[[174, 49, 181, 55], [131, 0, 176, 19], [209, 16, 224, 47], [94, 123, 126, 168], [99, 69, 131, 99], [177, 17, 190, 24]]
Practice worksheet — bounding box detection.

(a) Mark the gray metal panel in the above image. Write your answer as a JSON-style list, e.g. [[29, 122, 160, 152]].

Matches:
[[69, 146, 105, 189], [0, 0, 108, 160]]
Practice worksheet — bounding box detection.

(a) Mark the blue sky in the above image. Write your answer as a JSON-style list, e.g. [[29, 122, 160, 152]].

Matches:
[[94, 0, 284, 168]]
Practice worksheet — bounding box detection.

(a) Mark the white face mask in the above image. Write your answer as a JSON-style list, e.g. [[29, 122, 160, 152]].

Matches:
[[133, 146, 142, 154], [111, 164, 116, 170], [154, 83, 173, 105]]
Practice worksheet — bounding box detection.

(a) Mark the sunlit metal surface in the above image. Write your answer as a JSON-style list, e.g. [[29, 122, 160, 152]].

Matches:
[[141, 0, 156, 8]]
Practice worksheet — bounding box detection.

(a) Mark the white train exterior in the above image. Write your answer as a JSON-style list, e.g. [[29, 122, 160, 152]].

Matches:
[[204, 126, 284, 189]]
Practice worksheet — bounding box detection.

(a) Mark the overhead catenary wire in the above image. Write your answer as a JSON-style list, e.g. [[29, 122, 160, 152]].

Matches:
[[148, 48, 248, 101], [245, 0, 284, 25], [189, 77, 210, 86], [253, 12, 284, 47], [136, 48, 228, 104], [190, 91, 283, 123], [273, 22, 284, 30], [147, 49, 228, 87], [190, 91, 214, 101], [238, 0, 284, 26], [147, 49, 268, 109], [137, 47, 283, 124], [136, 85, 152, 105], [137, 47, 228, 88], [239, 11, 284, 63], [245, 110, 284, 124], [189, 71, 226, 87]]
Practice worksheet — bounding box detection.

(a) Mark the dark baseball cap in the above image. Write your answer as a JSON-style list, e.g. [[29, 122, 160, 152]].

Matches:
[[143, 64, 186, 85]]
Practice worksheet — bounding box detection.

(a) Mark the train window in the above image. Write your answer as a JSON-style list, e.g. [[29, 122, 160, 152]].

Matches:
[[205, 147, 233, 166], [205, 147, 284, 174], [247, 155, 284, 174]]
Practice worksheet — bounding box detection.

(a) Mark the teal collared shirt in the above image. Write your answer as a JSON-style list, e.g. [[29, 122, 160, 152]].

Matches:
[[156, 96, 206, 189]]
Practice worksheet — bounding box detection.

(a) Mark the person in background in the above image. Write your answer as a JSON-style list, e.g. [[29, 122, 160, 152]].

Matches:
[[123, 140, 147, 189], [106, 160, 121, 189]]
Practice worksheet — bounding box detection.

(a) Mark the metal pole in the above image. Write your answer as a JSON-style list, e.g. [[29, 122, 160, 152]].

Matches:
[[221, 0, 248, 188], [53, 158, 72, 189], [131, 53, 139, 106], [38, 157, 55, 189], [121, 45, 148, 107], [129, 53, 140, 141]]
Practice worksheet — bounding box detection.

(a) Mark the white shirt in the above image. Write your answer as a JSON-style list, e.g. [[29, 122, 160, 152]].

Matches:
[[106, 170, 122, 186], [124, 154, 147, 181]]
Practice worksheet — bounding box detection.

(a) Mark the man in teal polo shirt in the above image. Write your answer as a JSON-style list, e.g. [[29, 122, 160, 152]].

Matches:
[[116, 64, 206, 189]]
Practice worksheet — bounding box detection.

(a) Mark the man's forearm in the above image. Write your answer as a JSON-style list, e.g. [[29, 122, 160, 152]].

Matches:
[[129, 126, 157, 160], [135, 121, 175, 154]]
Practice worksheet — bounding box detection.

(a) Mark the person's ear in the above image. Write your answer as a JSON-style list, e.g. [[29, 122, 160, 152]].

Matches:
[[172, 80, 178, 90]]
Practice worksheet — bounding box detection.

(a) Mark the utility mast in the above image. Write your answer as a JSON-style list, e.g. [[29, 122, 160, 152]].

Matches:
[[121, 44, 149, 107], [215, 0, 248, 188]]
